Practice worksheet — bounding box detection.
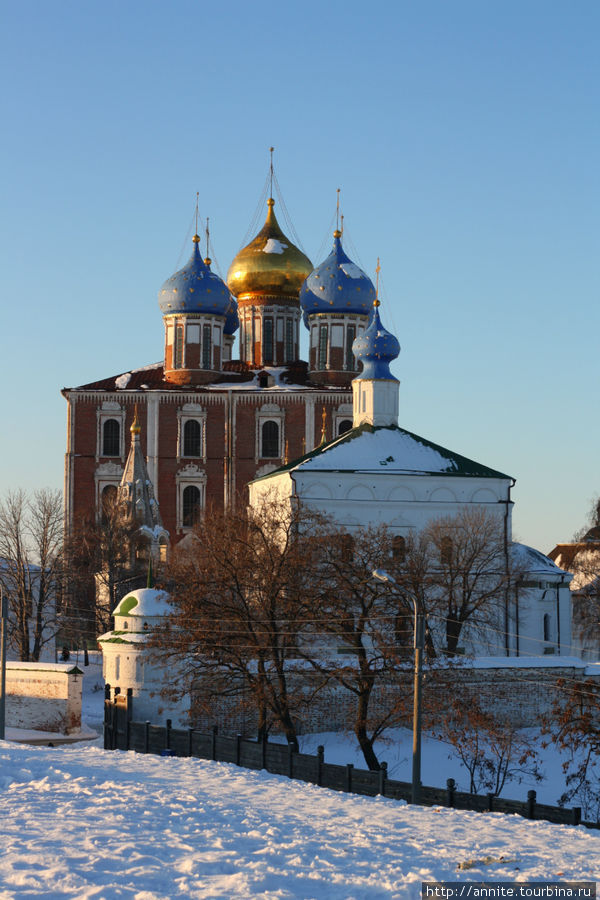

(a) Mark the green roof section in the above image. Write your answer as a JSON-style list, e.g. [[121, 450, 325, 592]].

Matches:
[[114, 595, 139, 616], [250, 423, 513, 483]]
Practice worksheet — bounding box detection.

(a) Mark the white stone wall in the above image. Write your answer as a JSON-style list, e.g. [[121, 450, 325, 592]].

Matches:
[[5, 663, 83, 734]]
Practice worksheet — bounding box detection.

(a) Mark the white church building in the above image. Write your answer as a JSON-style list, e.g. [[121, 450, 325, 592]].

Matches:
[[249, 299, 572, 658]]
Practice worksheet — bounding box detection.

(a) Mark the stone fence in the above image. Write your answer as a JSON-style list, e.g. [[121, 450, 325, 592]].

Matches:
[[5, 662, 83, 734]]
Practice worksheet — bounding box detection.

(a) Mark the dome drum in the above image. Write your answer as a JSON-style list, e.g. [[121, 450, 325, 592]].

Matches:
[[307, 312, 369, 386], [239, 304, 301, 367], [164, 313, 225, 386]]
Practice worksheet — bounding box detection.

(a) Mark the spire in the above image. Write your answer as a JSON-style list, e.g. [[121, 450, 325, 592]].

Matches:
[[320, 406, 328, 445], [118, 409, 164, 531]]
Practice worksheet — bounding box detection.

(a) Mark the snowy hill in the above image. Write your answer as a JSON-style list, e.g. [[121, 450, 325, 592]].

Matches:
[[0, 740, 598, 899]]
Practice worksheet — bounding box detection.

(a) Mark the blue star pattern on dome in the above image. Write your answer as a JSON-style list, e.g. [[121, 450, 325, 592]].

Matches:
[[352, 301, 400, 381], [158, 237, 237, 325], [300, 231, 376, 326]]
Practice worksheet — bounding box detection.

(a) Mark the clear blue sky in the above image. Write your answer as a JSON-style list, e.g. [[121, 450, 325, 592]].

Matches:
[[1, 0, 598, 552]]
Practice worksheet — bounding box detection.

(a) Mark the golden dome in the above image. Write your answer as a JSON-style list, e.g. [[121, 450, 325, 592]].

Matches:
[[227, 199, 313, 302]]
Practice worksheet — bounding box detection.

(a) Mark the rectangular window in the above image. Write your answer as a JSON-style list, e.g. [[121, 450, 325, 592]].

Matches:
[[346, 325, 356, 371], [202, 324, 211, 369], [318, 324, 328, 370], [263, 318, 274, 364], [285, 319, 294, 362], [244, 324, 252, 362], [174, 324, 184, 368]]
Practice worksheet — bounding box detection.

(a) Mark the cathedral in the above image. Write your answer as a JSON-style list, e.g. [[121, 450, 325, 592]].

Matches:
[[62, 189, 376, 540]]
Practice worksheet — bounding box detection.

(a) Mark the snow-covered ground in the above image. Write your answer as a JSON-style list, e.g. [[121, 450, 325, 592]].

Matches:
[[0, 659, 598, 899], [1, 741, 598, 899]]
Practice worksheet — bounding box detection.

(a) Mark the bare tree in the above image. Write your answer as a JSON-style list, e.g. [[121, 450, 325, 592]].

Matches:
[[152, 497, 328, 749], [545, 677, 600, 822], [418, 508, 514, 657], [305, 525, 412, 771], [437, 695, 542, 796], [65, 492, 143, 639], [0, 489, 63, 661]]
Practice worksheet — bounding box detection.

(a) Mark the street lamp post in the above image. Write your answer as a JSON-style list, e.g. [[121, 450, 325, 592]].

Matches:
[[372, 568, 424, 804]]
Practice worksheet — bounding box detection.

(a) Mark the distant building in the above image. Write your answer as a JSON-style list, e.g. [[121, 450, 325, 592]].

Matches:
[[548, 532, 600, 659]]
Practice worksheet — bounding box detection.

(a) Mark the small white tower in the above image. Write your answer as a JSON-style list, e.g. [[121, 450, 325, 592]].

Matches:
[[98, 583, 189, 727], [351, 296, 401, 428]]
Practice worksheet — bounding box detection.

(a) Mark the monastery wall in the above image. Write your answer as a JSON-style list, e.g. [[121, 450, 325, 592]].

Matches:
[[184, 660, 595, 738]]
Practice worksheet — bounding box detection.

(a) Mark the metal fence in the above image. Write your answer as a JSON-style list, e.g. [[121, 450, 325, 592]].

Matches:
[[104, 687, 594, 830]]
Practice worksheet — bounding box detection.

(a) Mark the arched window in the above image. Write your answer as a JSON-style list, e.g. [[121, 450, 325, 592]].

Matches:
[[392, 535, 406, 562], [338, 419, 352, 436], [340, 533, 354, 563], [543, 613, 552, 643], [440, 536, 453, 565], [102, 419, 120, 457], [101, 485, 118, 523], [182, 485, 201, 527], [261, 421, 279, 458], [263, 318, 274, 364], [183, 420, 201, 457]]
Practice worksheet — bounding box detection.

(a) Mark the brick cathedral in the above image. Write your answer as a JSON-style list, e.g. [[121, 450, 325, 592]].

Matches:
[[62, 191, 378, 543]]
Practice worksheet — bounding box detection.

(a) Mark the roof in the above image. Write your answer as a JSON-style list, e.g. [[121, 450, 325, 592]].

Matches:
[[510, 543, 571, 579], [112, 588, 171, 618], [62, 362, 350, 395], [251, 422, 513, 482]]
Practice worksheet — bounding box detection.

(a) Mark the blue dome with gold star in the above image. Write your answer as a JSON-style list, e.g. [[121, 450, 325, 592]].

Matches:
[[158, 236, 236, 323], [300, 231, 376, 327], [352, 302, 400, 380]]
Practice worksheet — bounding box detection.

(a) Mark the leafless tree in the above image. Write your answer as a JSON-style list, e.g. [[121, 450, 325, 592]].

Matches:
[[0, 488, 63, 661], [152, 497, 329, 749], [545, 677, 600, 822], [305, 525, 413, 771], [65, 492, 144, 640], [418, 507, 515, 657], [437, 694, 542, 796]]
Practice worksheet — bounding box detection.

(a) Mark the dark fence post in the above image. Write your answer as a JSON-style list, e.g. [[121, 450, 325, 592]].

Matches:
[[571, 807, 581, 826], [144, 721, 150, 754], [126, 688, 132, 751], [236, 734, 242, 767], [188, 728, 194, 758], [446, 778, 456, 808], [288, 742, 294, 779], [317, 745, 324, 787], [211, 725, 218, 761], [261, 733, 267, 770], [527, 789, 536, 820], [346, 763, 353, 793], [103, 685, 111, 750], [379, 762, 388, 797], [487, 792, 494, 812], [166, 719, 172, 752]]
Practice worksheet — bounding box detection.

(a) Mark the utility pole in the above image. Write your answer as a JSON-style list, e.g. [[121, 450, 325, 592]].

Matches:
[[0, 586, 7, 740], [372, 568, 424, 804]]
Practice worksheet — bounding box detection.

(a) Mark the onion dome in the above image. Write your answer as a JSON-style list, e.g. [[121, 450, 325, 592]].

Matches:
[[300, 230, 376, 325], [352, 301, 400, 380], [226, 199, 313, 300], [159, 235, 235, 318]]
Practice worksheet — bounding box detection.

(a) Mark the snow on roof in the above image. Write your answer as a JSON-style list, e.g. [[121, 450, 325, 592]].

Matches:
[[6, 662, 83, 675], [262, 238, 288, 254], [255, 424, 511, 481], [112, 588, 171, 618], [510, 543, 571, 578]]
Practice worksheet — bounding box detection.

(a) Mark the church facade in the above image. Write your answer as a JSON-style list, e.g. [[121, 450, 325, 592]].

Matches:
[[62, 201, 375, 539]]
